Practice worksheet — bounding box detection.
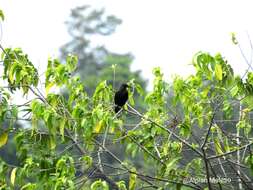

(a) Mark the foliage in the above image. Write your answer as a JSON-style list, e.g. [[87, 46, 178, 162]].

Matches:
[[1, 40, 253, 189], [0, 9, 4, 21]]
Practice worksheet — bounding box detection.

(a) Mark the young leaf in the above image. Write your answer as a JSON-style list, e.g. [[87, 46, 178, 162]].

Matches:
[[9, 62, 19, 83], [81, 155, 93, 171], [214, 137, 223, 155], [128, 92, 135, 106], [166, 157, 181, 172], [231, 32, 238, 45], [10, 167, 17, 186], [94, 120, 104, 133], [59, 119, 65, 141], [49, 135, 56, 150], [117, 181, 127, 190], [21, 183, 36, 190], [215, 64, 223, 81], [0, 132, 8, 148], [129, 168, 137, 190], [0, 10, 4, 21], [31, 116, 38, 135], [66, 54, 78, 72], [91, 180, 109, 190], [45, 82, 55, 96], [135, 83, 144, 95], [223, 137, 230, 152]]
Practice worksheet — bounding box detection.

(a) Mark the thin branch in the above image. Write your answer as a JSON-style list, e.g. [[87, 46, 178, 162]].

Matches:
[[127, 134, 166, 166], [93, 138, 200, 189], [207, 160, 223, 190], [202, 150, 212, 190], [207, 141, 253, 160], [228, 162, 253, 189], [201, 112, 215, 149], [126, 104, 203, 157]]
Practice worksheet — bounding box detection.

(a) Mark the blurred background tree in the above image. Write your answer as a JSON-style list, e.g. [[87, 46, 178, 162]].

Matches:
[[60, 5, 147, 96]]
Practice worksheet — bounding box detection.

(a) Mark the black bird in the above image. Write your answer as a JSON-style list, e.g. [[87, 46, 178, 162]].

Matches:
[[114, 83, 129, 113]]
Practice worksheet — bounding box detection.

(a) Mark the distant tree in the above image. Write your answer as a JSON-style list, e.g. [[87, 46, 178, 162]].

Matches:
[[60, 5, 147, 95]]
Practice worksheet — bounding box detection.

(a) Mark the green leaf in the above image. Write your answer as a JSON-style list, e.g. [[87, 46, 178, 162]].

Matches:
[[49, 135, 56, 150], [152, 67, 161, 77], [45, 82, 54, 96], [21, 183, 36, 190], [117, 181, 127, 190], [179, 122, 191, 137], [59, 119, 65, 141], [0, 132, 8, 148], [245, 155, 253, 175], [66, 54, 78, 72], [9, 62, 19, 83], [91, 180, 109, 190], [31, 116, 37, 135], [128, 92, 135, 106], [0, 10, 4, 21], [166, 157, 181, 172], [223, 137, 230, 152], [215, 64, 223, 81], [94, 120, 104, 133], [129, 168, 137, 190], [231, 32, 238, 45], [81, 155, 93, 168], [214, 137, 223, 155], [11, 105, 18, 119], [135, 83, 144, 95], [230, 86, 239, 97], [10, 167, 17, 186]]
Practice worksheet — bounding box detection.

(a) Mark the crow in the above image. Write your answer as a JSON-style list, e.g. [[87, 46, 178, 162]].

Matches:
[[114, 83, 129, 113]]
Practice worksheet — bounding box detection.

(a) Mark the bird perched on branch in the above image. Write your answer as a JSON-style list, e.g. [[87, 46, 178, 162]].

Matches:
[[114, 83, 129, 113]]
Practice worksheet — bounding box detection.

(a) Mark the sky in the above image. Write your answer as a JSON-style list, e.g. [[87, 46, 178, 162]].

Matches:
[[1, 0, 253, 86]]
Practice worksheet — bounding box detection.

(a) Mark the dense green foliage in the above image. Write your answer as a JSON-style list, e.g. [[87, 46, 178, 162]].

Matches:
[[1, 43, 253, 189]]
